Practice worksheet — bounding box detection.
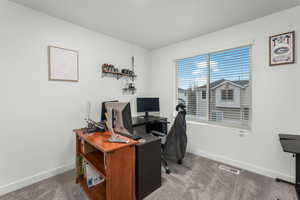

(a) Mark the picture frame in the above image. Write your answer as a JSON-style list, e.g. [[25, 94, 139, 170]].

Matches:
[[48, 46, 79, 81], [269, 31, 295, 66]]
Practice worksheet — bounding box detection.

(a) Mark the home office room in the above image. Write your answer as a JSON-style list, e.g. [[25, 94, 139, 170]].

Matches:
[[1, 0, 300, 199]]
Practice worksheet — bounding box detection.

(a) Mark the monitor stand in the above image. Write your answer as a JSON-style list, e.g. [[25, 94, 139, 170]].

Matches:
[[143, 112, 155, 119], [144, 112, 149, 119], [138, 112, 155, 119]]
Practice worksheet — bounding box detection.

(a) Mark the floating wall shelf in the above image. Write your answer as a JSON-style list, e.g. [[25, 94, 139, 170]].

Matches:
[[101, 70, 136, 80]]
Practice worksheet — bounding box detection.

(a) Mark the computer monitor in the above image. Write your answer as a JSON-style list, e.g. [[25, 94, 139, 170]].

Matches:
[[104, 102, 133, 136], [101, 100, 118, 121], [136, 97, 160, 118]]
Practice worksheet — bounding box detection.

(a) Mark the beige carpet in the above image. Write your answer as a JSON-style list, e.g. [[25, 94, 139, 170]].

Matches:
[[0, 153, 297, 200]]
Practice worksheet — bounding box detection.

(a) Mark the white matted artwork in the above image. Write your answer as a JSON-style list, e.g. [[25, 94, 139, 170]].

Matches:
[[48, 46, 79, 81]]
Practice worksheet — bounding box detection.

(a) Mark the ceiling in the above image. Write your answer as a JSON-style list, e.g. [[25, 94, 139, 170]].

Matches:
[[10, 0, 300, 49]]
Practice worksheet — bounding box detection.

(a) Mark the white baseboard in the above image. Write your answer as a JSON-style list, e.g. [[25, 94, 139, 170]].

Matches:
[[189, 148, 294, 183], [0, 163, 75, 196]]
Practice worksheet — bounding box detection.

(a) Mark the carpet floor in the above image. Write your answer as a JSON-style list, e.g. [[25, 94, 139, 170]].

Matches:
[[0, 153, 297, 200]]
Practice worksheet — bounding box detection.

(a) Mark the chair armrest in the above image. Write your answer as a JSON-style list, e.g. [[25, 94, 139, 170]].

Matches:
[[156, 120, 170, 124], [151, 130, 166, 137]]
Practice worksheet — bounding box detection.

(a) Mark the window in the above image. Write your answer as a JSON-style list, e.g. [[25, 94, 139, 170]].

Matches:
[[176, 46, 251, 129], [201, 90, 207, 100], [221, 89, 234, 101]]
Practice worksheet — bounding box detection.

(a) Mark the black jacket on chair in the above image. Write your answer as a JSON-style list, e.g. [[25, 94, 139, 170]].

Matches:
[[163, 110, 187, 162]]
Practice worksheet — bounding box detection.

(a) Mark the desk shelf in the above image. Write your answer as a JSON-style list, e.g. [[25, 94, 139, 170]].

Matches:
[[80, 151, 106, 177]]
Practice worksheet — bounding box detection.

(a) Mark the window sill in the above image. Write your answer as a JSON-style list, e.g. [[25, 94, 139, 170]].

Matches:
[[186, 120, 251, 135]]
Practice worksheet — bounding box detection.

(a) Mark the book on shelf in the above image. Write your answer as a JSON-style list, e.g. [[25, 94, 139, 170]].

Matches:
[[85, 161, 105, 188]]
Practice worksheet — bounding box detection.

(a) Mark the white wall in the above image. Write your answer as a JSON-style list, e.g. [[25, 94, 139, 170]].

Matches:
[[150, 6, 300, 181], [0, 0, 150, 195]]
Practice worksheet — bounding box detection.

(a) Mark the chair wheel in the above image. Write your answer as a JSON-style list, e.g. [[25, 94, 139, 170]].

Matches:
[[177, 160, 182, 165], [166, 169, 171, 174]]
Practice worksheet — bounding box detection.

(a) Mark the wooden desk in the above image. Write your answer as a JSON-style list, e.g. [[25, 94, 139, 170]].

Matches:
[[74, 130, 138, 200]]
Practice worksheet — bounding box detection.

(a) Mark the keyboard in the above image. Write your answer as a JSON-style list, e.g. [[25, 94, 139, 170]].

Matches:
[[118, 133, 142, 140]]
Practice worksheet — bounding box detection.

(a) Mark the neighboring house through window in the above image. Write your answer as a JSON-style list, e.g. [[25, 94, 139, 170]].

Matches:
[[176, 46, 251, 129]]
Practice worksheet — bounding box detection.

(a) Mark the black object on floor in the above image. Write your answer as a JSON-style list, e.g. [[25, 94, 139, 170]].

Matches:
[[278, 133, 300, 199]]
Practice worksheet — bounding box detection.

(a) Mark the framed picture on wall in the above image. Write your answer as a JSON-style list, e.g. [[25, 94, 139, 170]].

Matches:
[[269, 31, 295, 66], [48, 46, 79, 81]]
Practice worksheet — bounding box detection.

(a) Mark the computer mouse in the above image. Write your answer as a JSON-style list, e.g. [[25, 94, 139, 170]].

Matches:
[[138, 139, 146, 143]]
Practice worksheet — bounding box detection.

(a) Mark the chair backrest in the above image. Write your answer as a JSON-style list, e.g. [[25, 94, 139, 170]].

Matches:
[[163, 109, 187, 161]]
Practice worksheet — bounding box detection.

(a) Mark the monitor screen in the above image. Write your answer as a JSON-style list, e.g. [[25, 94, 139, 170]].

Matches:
[[137, 98, 160, 112]]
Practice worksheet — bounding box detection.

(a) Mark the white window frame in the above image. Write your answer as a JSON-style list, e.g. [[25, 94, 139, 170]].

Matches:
[[174, 45, 253, 130]]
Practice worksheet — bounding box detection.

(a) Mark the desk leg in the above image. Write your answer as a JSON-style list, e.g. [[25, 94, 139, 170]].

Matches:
[[296, 154, 300, 199]]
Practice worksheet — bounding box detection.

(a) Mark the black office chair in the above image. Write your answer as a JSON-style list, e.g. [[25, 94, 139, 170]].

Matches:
[[151, 104, 187, 174]]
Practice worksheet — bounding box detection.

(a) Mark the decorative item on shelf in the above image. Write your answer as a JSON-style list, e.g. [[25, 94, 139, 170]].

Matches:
[[102, 63, 116, 73], [101, 63, 136, 80], [269, 31, 295, 66], [123, 82, 136, 94], [121, 69, 135, 76]]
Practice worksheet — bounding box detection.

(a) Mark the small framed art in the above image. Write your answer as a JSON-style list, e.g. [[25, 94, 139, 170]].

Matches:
[[48, 46, 79, 81], [269, 31, 295, 66]]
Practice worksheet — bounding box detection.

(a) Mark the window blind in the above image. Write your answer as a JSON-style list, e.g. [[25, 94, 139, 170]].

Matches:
[[176, 46, 251, 129], [177, 54, 209, 121]]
